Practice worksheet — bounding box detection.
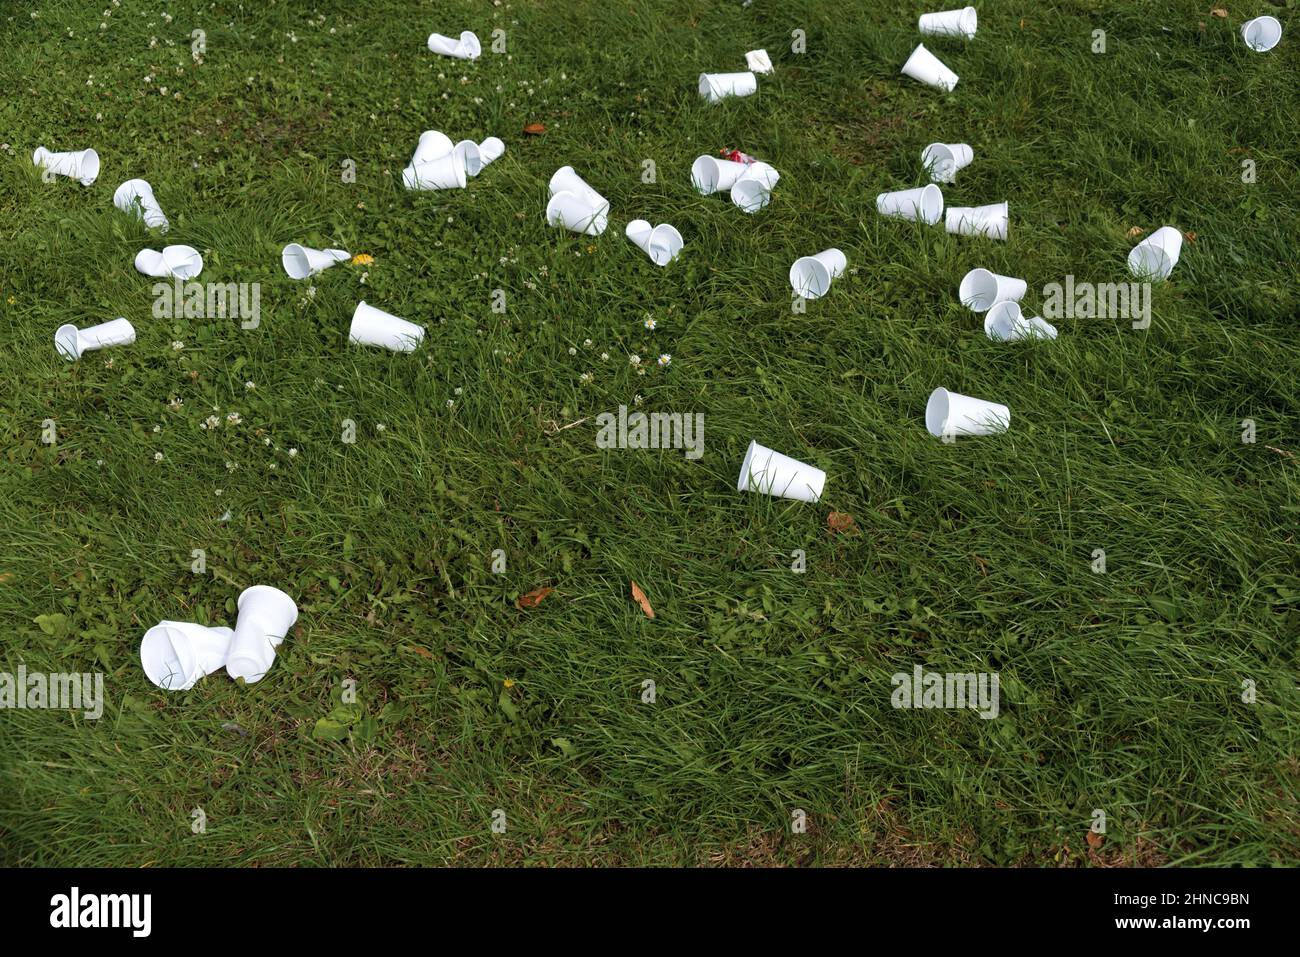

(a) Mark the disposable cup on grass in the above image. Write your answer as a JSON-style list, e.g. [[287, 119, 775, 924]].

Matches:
[[876, 184, 944, 224], [1127, 226, 1183, 281], [730, 162, 780, 213], [32, 146, 100, 186], [225, 586, 298, 685], [626, 220, 684, 266], [140, 622, 234, 691], [918, 7, 978, 39], [410, 130, 454, 166], [546, 191, 608, 236], [691, 156, 751, 195], [901, 44, 959, 91], [113, 178, 169, 231], [282, 244, 350, 280], [402, 153, 467, 190], [745, 49, 774, 73], [698, 71, 757, 103], [548, 166, 609, 216], [459, 136, 505, 175], [946, 201, 1008, 240], [55, 317, 135, 361], [134, 245, 203, 280], [921, 142, 973, 183], [737, 440, 826, 504], [789, 248, 847, 300], [427, 30, 481, 60], [349, 301, 425, 352], [959, 268, 1027, 312], [926, 387, 1010, 438], [478, 136, 506, 167], [984, 300, 1058, 341], [1241, 16, 1282, 52]]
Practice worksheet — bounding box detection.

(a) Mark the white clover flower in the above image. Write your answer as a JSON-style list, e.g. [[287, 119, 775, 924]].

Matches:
[[376, 423, 386, 432], [600, 352, 609, 361], [579, 372, 593, 384], [154, 452, 163, 462], [203, 415, 219, 430], [288, 448, 298, 457], [629, 354, 641, 366], [226, 412, 241, 425], [171, 340, 184, 351], [245, 381, 255, 390], [568, 347, 577, 355]]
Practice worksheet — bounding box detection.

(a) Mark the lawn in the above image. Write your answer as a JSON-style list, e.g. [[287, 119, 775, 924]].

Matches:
[[0, 0, 1297, 867]]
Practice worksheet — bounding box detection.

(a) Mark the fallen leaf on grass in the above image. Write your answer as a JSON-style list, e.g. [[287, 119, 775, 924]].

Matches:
[[1086, 830, 1105, 849], [827, 511, 859, 535], [523, 122, 546, 136], [1184, 231, 1198, 243], [1126, 226, 1145, 239], [1210, 6, 1228, 18], [630, 581, 655, 618], [516, 587, 553, 610]]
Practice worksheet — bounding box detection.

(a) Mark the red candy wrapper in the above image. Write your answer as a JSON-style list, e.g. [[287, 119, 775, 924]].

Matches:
[[719, 148, 759, 165]]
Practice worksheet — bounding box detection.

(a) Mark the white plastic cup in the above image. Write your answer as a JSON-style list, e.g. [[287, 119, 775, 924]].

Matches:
[[282, 244, 350, 280], [32, 146, 100, 186], [113, 178, 169, 231], [946, 201, 1008, 240], [427, 30, 481, 60], [921, 142, 974, 184], [134, 245, 203, 280], [1127, 226, 1183, 281], [737, 440, 826, 504], [789, 248, 848, 300], [457, 136, 505, 176], [745, 49, 774, 73], [225, 586, 298, 684], [625, 220, 684, 266], [55, 317, 136, 361], [1241, 16, 1282, 52], [411, 129, 454, 166], [478, 136, 506, 167], [926, 387, 1010, 438], [730, 161, 780, 213], [402, 152, 467, 190], [876, 184, 944, 225], [140, 622, 234, 691], [691, 156, 752, 195], [959, 268, 1027, 312], [349, 301, 425, 352], [901, 44, 959, 91], [548, 166, 609, 216], [699, 71, 758, 103], [918, 7, 978, 39], [983, 300, 1058, 341], [546, 190, 608, 235]]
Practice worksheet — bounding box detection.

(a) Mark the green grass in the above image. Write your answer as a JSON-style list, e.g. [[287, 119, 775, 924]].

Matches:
[[1, 0, 1297, 866]]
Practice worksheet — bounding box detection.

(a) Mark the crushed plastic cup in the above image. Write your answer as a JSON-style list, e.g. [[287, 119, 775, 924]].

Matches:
[[984, 300, 1058, 341], [140, 621, 235, 691], [745, 49, 774, 73], [427, 30, 481, 60], [113, 178, 169, 231], [730, 161, 780, 213], [625, 219, 684, 266], [55, 317, 136, 361], [134, 245, 203, 280], [699, 71, 758, 103], [281, 244, 350, 280], [225, 585, 298, 684], [946, 201, 1008, 240], [921, 142, 973, 183]]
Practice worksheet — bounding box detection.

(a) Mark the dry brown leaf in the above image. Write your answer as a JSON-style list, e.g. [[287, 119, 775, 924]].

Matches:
[[1126, 226, 1145, 239], [0, 572, 14, 585], [827, 512, 859, 535], [1210, 6, 1228, 18], [1184, 230, 1198, 243], [1086, 830, 1105, 849], [630, 581, 655, 618], [409, 645, 434, 659], [516, 586, 553, 610], [523, 122, 546, 136]]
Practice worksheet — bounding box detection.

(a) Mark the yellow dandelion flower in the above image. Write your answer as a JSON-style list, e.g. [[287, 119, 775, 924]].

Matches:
[[351, 253, 374, 266]]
